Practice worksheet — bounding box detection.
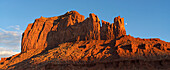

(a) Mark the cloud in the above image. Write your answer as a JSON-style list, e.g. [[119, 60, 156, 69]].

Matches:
[[7, 25, 20, 30], [0, 28, 21, 48], [0, 50, 19, 58], [0, 27, 21, 36], [0, 47, 19, 58], [0, 25, 23, 58]]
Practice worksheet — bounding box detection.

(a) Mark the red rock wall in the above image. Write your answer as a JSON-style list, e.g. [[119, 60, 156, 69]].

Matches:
[[21, 11, 126, 53]]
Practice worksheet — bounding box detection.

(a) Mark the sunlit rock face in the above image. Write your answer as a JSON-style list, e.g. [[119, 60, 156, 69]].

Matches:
[[21, 11, 126, 53], [1, 11, 170, 70]]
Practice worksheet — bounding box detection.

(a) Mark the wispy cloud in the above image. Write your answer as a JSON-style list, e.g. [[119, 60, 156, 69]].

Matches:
[[0, 51, 19, 56], [0, 25, 23, 58], [0, 47, 19, 58], [7, 25, 20, 31]]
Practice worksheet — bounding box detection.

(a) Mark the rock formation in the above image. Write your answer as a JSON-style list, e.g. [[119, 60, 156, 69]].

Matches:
[[21, 11, 125, 53], [1, 11, 170, 70]]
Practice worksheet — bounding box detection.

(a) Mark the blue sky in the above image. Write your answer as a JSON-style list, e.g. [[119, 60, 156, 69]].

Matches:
[[0, 0, 170, 58]]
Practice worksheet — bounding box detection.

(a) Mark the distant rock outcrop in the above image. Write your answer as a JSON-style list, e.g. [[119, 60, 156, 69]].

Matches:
[[21, 11, 126, 53]]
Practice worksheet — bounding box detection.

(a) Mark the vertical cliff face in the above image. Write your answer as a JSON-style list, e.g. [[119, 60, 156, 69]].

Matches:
[[101, 20, 114, 40], [22, 17, 53, 53], [114, 16, 126, 38], [21, 16, 58, 53], [45, 11, 85, 48], [100, 16, 126, 40], [21, 11, 126, 53]]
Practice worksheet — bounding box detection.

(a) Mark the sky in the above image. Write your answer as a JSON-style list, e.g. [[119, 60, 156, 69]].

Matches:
[[0, 0, 170, 59]]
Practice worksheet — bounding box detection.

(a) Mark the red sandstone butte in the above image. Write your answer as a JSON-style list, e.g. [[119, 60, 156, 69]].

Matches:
[[0, 11, 170, 70], [21, 11, 126, 53]]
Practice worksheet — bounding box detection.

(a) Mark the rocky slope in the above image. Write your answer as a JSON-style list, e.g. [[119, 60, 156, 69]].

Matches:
[[0, 11, 170, 70]]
